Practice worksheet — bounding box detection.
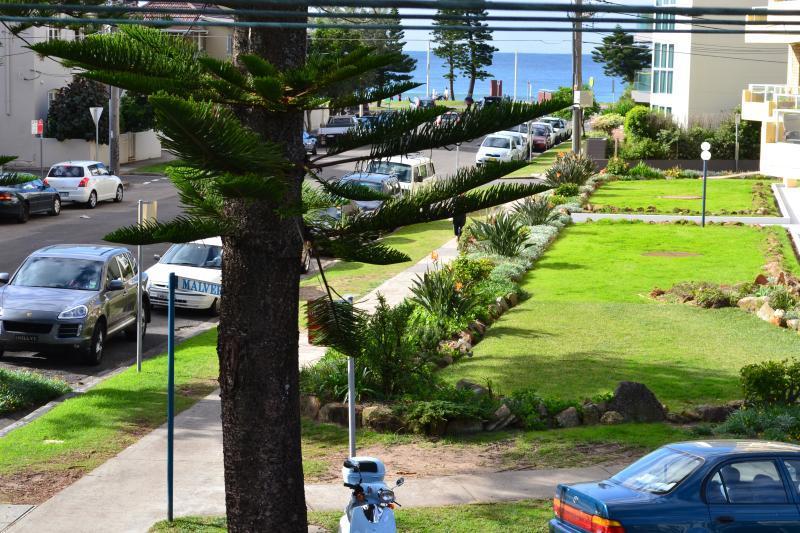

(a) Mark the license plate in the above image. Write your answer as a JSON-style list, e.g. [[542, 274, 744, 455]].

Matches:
[[151, 292, 166, 300], [61, 192, 69, 197], [15, 334, 37, 343]]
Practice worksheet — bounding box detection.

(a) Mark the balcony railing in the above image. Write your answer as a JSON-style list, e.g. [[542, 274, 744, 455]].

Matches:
[[633, 69, 652, 92], [745, 84, 800, 106]]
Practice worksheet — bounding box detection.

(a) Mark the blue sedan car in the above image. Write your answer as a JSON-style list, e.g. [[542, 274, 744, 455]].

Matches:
[[550, 440, 800, 532]]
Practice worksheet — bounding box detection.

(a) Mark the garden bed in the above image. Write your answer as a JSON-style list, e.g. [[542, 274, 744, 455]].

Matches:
[[0, 368, 71, 418], [502, 142, 572, 178]]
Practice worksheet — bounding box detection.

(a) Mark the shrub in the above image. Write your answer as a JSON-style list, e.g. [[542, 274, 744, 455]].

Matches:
[[0, 369, 71, 416], [625, 161, 664, 180], [466, 212, 531, 257], [120, 93, 156, 133], [714, 405, 800, 441], [300, 351, 369, 402], [768, 286, 796, 311], [554, 183, 580, 197], [548, 194, 569, 207], [505, 388, 548, 429], [619, 138, 669, 160], [489, 261, 526, 283], [694, 285, 733, 309], [624, 105, 673, 139], [740, 358, 800, 406], [410, 267, 482, 329], [45, 78, 109, 142], [590, 113, 625, 135], [513, 196, 559, 226], [395, 394, 490, 434], [450, 256, 494, 286], [605, 157, 629, 176], [475, 277, 519, 302], [544, 152, 597, 187]]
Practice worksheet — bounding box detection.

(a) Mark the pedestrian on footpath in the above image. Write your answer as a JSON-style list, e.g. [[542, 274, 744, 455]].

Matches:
[[452, 211, 466, 238]]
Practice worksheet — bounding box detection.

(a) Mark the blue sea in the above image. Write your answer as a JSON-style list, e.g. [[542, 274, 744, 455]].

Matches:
[[403, 51, 623, 103]]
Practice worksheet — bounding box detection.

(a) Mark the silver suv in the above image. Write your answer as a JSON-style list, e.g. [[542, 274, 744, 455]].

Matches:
[[0, 245, 150, 365]]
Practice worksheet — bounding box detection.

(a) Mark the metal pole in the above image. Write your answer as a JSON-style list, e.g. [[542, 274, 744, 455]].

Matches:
[[571, 0, 583, 155], [345, 295, 356, 458], [425, 40, 431, 99], [528, 120, 533, 161], [39, 134, 43, 179], [95, 123, 99, 162], [109, 86, 119, 172], [735, 117, 740, 173], [513, 50, 518, 101], [167, 272, 176, 521], [455, 143, 460, 169], [701, 159, 708, 228], [136, 199, 143, 372]]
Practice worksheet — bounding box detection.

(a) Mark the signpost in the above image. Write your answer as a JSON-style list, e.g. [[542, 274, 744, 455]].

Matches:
[[701, 141, 712, 228], [89, 106, 103, 161], [166, 272, 176, 522], [344, 295, 356, 458], [734, 113, 741, 173], [136, 201, 157, 372], [31, 119, 43, 178]]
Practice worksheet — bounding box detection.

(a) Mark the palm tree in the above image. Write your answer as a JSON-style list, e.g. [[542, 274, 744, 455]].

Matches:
[[31, 25, 568, 532]]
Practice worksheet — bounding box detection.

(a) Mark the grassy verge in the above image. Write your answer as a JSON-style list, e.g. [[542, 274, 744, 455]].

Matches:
[[587, 178, 779, 215], [376, 99, 467, 111], [503, 142, 572, 178], [0, 369, 71, 416], [150, 500, 553, 532], [128, 160, 184, 174], [0, 329, 218, 502], [441, 221, 800, 409]]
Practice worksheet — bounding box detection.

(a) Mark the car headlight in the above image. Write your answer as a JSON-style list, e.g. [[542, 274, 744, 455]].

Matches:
[[58, 305, 88, 320]]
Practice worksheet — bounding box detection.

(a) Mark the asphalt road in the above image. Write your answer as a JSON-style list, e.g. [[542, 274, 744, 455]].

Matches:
[[0, 138, 537, 401]]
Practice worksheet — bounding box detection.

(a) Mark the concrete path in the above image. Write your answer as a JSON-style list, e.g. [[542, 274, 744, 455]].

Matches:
[[5, 392, 618, 533]]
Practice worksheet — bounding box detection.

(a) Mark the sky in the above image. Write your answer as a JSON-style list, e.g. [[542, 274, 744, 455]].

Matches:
[[400, 0, 641, 54]]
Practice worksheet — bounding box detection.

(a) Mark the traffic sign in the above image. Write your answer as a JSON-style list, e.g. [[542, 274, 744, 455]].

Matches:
[[31, 119, 42, 136], [176, 275, 221, 297]]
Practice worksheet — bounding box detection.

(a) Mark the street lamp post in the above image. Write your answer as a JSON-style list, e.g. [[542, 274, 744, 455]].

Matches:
[[701, 141, 712, 227]]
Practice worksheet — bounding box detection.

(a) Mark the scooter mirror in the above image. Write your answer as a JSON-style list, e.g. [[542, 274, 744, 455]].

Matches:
[[396, 478, 405, 487], [343, 459, 358, 470]]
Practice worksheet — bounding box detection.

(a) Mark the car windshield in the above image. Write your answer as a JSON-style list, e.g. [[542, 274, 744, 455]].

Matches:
[[612, 448, 703, 494], [345, 180, 384, 192], [48, 165, 84, 178], [367, 161, 412, 183], [533, 127, 548, 136], [483, 137, 510, 149], [329, 117, 354, 127], [542, 119, 559, 127], [12, 256, 104, 291], [160, 243, 223, 269]]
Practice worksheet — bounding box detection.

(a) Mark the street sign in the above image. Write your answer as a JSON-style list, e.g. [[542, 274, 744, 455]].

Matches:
[[701, 151, 712, 161], [89, 106, 103, 126], [176, 275, 221, 297], [701, 141, 711, 151], [31, 119, 42, 136]]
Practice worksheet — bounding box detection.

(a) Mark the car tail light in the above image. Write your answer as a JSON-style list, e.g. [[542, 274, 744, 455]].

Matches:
[[0, 192, 12, 201], [43, 178, 49, 186], [77, 177, 89, 187], [553, 496, 625, 533]]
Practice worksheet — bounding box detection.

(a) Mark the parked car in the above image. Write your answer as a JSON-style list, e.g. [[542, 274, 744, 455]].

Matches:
[[0, 245, 149, 364], [530, 123, 554, 152], [482, 96, 504, 107], [338, 172, 401, 213], [435, 111, 460, 127], [317, 115, 359, 147], [540, 116, 571, 142], [45, 160, 123, 209], [411, 97, 436, 110], [476, 134, 522, 165], [366, 154, 437, 193], [0, 173, 61, 223], [303, 131, 318, 155], [499, 130, 528, 156], [531, 122, 558, 147], [551, 440, 800, 533]]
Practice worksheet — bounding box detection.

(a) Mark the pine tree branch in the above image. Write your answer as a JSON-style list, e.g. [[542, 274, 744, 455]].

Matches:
[[104, 216, 228, 245]]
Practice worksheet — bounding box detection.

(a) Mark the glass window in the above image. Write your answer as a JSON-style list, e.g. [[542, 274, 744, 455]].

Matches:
[[226, 34, 234, 56], [106, 258, 122, 283], [417, 164, 428, 179], [706, 472, 728, 504], [160, 242, 223, 269], [783, 114, 800, 143], [717, 461, 788, 504], [482, 137, 511, 149], [611, 447, 703, 494], [115, 254, 134, 281], [367, 161, 411, 183], [783, 459, 800, 495], [16, 180, 38, 191], [88, 164, 100, 176], [48, 165, 84, 178], [12, 257, 104, 291]]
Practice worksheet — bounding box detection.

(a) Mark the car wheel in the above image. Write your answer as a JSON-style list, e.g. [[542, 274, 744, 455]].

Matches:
[[124, 308, 147, 341], [82, 321, 105, 365], [208, 298, 221, 317], [16, 202, 30, 223], [113, 185, 123, 203], [48, 196, 61, 216], [86, 190, 98, 209]]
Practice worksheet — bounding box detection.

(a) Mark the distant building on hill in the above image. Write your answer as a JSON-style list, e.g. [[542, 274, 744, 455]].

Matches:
[[631, 0, 785, 127]]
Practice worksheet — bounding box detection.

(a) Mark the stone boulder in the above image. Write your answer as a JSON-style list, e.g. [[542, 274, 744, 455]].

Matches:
[[787, 319, 800, 331], [755, 274, 769, 286], [505, 292, 519, 307], [456, 379, 490, 398], [737, 296, 767, 313], [696, 404, 733, 423], [319, 402, 363, 428], [300, 394, 321, 420], [435, 354, 454, 368], [485, 404, 517, 432], [495, 297, 509, 314], [757, 301, 776, 323], [600, 411, 624, 425], [606, 382, 666, 423], [556, 406, 581, 428], [362, 405, 403, 432], [446, 418, 484, 435], [469, 320, 487, 335], [582, 403, 602, 426]]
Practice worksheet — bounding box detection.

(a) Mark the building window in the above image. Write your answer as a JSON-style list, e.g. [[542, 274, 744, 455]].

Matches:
[[652, 42, 674, 94], [652, 105, 672, 115], [226, 34, 234, 57], [47, 89, 59, 110], [47, 27, 60, 42], [654, 0, 675, 31]]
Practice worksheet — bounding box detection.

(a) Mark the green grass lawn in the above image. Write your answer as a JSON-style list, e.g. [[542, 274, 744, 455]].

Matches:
[[503, 142, 572, 178], [0, 369, 71, 416], [150, 500, 553, 532], [0, 329, 218, 502], [441, 221, 800, 409], [588, 178, 779, 215], [128, 159, 184, 175]]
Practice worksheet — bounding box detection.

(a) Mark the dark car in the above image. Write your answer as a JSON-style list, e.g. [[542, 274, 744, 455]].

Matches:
[[0, 173, 61, 223], [0, 245, 150, 365], [530, 124, 553, 152], [550, 440, 800, 532], [338, 172, 401, 213]]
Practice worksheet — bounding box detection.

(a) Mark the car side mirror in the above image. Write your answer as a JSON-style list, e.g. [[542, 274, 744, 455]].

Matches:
[[107, 279, 124, 292], [0, 273, 8, 284]]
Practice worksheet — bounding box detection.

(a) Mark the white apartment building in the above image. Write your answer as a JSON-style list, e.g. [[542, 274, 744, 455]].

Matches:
[[741, 0, 800, 184], [632, 0, 786, 127]]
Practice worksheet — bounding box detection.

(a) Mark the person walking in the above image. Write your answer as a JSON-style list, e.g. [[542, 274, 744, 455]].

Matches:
[[452, 210, 466, 238]]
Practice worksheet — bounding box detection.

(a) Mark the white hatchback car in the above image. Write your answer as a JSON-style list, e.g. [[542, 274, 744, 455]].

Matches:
[[476, 134, 522, 165], [45, 160, 123, 209]]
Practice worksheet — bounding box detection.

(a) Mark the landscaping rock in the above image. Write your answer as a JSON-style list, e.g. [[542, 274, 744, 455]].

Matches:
[[456, 379, 490, 398], [607, 381, 666, 423], [495, 297, 509, 313], [601, 411, 624, 425], [666, 412, 687, 424], [459, 330, 475, 344], [469, 320, 487, 335], [772, 309, 787, 327], [455, 337, 472, 354], [755, 274, 769, 285], [319, 402, 363, 428], [757, 301, 776, 323], [300, 394, 321, 420], [726, 400, 745, 411], [582, 403, 601, 426], [446, 418, 485, 435], [537, 403, 549, 418], [435, 354, 454, 368], [787, 319, 800, 331], [362, 405, 403, 432], [485, 405, 516, 431], [737, 296, 767, 313], [556, 407, 581, 428], [505, 292, 519, 307], [493, 403, 512, 421], [696, 404, 732, 423]]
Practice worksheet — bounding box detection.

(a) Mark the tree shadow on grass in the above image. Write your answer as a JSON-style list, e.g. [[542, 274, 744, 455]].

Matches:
[[534, 262, 585, 271]]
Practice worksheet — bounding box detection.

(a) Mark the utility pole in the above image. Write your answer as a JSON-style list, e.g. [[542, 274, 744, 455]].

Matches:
[[107, 11, 119, 172], [426, 40, 431, 98], [572, 0, 582, 155], [513, 50, 518, 101]]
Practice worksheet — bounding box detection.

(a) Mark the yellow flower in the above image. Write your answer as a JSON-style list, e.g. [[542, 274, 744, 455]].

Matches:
[[455, 281, 464, 292], [431, 250, 439, 261]]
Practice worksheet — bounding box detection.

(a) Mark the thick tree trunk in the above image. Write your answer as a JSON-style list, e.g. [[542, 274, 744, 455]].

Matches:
[[218, 7, 308, 532], [448, 62, 455, 101], [467, 73, 476, 98]]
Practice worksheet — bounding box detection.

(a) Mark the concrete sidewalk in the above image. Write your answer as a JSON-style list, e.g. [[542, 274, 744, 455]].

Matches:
[[6, 392, 618, 533]]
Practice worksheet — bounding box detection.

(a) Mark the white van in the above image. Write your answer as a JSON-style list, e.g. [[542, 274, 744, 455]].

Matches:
[[366, 154, 437, 193]]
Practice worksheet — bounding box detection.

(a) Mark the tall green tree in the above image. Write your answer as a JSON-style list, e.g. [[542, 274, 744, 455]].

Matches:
[[432, 9, 464, 100], [457, 9, 497, 98], [45, 77, 109, 142], [591, 26, 652, 84], [32, 23, 568, 533], [374, 8, 416, 88]]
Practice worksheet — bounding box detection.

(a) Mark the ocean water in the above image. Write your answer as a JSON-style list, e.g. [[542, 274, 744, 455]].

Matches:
[[403, 51, 624, 103]]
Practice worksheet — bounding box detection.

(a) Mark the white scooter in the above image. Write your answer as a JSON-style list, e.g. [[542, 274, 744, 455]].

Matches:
[[338, 456, 404, 533]]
